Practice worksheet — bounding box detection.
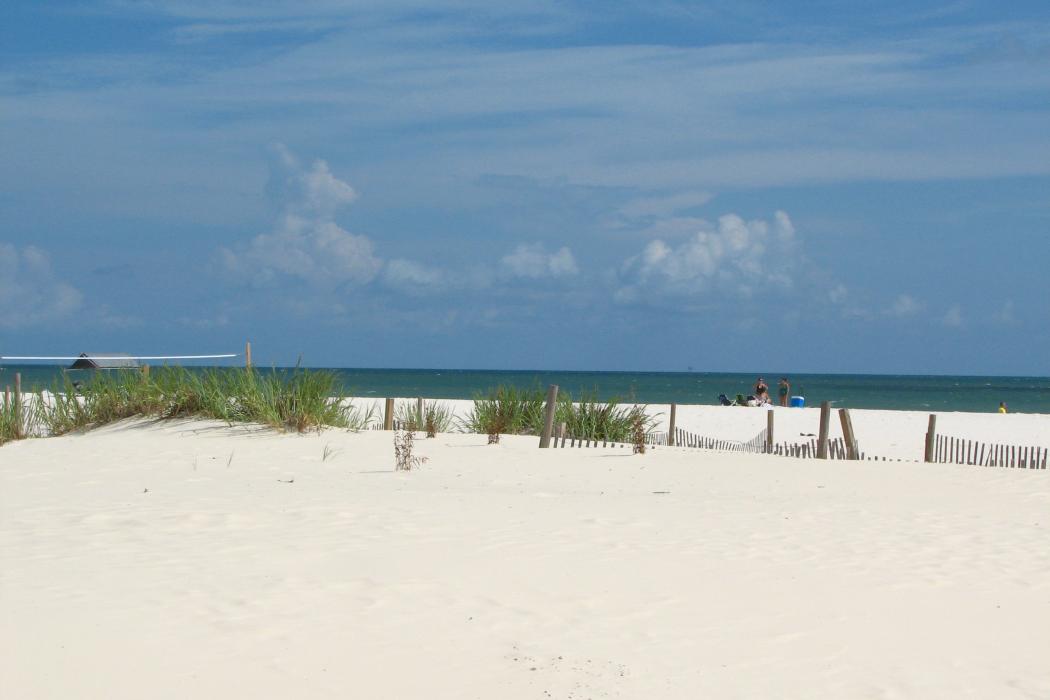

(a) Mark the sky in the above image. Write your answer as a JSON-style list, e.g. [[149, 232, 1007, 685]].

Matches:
[[1, 0, 1048, 374]]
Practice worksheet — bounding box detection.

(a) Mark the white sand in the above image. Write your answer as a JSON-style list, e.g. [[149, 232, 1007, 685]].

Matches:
[[2, 411, 1049, 698]]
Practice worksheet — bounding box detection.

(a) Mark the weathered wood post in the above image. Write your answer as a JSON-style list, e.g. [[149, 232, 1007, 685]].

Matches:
[[816, 400, 831, 459], [140, 364, 150, 379], [924, 414, 937, 463], [838, 408, 858, 460], [539, 384, 559, 448], [667, 403, 677, 447], [13, 373, 22, 437], [766, 408, 774, 453], [384, 398, 395, 430], [245, 341, 252, 368]]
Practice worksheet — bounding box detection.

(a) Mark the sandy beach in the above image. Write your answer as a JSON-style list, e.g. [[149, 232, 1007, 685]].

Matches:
[[2, 406, 1049, 699]]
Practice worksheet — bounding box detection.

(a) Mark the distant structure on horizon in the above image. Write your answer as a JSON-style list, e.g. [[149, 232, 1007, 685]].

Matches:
[[68, 353, 140, 370]]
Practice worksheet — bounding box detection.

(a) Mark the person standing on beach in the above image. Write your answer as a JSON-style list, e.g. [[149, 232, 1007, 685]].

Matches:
[[999, 402, 1008, 414], [778, 377, 790, 407]]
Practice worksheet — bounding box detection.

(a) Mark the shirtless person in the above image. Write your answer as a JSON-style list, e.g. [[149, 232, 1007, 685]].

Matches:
[[754, 377, 770, 405]]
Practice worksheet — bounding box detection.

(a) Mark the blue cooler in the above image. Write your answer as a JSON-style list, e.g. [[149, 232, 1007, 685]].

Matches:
[[790, 396, 805, 408]]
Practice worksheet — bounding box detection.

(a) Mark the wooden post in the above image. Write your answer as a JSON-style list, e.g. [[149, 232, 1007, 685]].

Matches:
[[539, 384, 559, 448], [836, 408, 858, 460], [383, 398, 395, 430], [140, 364, 150, 379], [416, 397, 424, 424], [766, 409, 774, 453], [667, 403, 677, 447], [245, 341, 252, 368], [923, 415, 940, 465], [13, 373, 22, 437], [816, 401, 831, 459]]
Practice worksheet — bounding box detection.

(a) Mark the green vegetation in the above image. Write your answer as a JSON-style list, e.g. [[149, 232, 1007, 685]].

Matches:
[[395, 400, 455, 434], [462, 385, 656, 443], [0, 393, 27, 446], [1, 367, 374, 447]]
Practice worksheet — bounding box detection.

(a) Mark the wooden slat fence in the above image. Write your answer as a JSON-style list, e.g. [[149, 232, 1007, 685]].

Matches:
[[930, 432, 1048, 469]]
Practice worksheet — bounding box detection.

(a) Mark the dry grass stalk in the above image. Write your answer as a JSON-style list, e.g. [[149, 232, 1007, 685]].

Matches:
[[632, 413, 646, 454], [395, 429, 425, 470]]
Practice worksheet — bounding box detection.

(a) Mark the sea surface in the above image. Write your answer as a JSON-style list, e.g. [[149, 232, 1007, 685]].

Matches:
[[2, 365, 1048, 414]]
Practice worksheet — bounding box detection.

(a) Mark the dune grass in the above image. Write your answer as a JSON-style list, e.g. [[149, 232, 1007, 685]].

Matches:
[[0, 393, 27, 446], [395, 400, 455, 434], [3, 367, 374, 446], [463, 385, 656, 443]]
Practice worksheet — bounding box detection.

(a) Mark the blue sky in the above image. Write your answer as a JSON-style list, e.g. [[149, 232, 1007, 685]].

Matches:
[[2, 0, 1048, 374]]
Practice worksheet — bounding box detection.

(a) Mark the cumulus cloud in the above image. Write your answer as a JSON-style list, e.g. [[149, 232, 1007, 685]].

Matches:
[[382, 258, 447, 295], [500, 243, 578, 279], [616, 210, 797, 300], [222, 145, 381, 288], [0, 245, 82, 328], [887, 294, 922, 317]]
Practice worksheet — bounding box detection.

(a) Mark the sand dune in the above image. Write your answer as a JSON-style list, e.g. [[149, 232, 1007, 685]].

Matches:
[[2, 413, 1049, 698]]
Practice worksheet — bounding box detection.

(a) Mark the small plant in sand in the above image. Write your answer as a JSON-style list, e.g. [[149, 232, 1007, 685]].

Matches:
[[632, 412, 646, 454], [424, 406, 438, 438], [394, 429, 426, 471]]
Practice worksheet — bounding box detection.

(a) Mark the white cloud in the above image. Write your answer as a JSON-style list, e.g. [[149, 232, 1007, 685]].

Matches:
[[617, 210, 797, 299], [888, 294, 923, 317], [382, 258, 447, 294], [993, 300, 1017, 324], [617, 191, 713, 220], [828, 284, 848, 304], [222, 146, 381, 288], [0, 245, 82, 328], [942, 304, 963, 327], [501, 244, 578, 279]]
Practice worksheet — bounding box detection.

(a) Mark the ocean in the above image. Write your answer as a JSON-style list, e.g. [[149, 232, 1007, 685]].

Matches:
[[1, 365, 1047, 414]]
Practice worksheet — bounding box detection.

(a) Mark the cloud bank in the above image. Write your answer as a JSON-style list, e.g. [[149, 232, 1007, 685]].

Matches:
[[0, 245, 83, 328]]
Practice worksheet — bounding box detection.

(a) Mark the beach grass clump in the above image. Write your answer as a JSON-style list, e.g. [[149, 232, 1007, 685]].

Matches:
[[3, 366, 374, 444], [462, 385, 657, 443], [395, 400, 454, 434], [0, 393, 28, 445], [462, 385, 548, 442], [560, 392, 655, 444]]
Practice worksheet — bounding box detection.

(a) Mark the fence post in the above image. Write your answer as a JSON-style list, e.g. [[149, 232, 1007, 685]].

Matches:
[[667, 403, 677, 447], [13, 373, 22, 438], [539, 384, 559, 448], [838, 408, 858, 460], [924, 414, 937, 463], [766, 409, 774, 453], [816, 401, 831, 459], [384, 398, 395, 430], [245, 340, 252, 368], [417, 397, 424, 422]]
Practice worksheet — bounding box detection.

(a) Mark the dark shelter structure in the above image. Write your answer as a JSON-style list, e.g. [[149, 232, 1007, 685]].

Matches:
[[68, 353, 140, 370]]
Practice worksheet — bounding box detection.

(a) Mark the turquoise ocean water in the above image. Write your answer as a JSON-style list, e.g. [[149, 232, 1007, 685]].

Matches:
[[1, 365, 1047, 414]]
